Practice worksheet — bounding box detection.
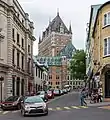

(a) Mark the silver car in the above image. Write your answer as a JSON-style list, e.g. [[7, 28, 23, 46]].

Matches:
[[21, 96, 48, 116]]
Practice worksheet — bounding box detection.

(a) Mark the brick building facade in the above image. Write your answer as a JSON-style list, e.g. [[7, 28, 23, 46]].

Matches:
[[38, 12, 76, 89]]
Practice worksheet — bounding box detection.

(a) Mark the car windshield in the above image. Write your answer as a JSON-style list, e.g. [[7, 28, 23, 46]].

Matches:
[[47, 91, 52, 94], [5, 96, 19, 102], [54, 90, 59, 93], [40, 91, 45, 95], [24, 96, 44, 103]]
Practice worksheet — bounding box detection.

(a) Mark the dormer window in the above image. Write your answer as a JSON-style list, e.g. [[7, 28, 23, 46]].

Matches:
[[17, 13, 20, 18], [22, 19, 24, 25], [104, 12, 110, 26]]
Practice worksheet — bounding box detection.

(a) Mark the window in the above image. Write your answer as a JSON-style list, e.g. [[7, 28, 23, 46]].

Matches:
[[17, 13, 20, 18], [57, 82, 59, 85], [104, 12, 110, 26], [38, 69, 40, 78], [41, 71, 42, 79], [28, 45, 30, 53], [56, 82, 57, 85], [70, 82, 72, 85], [12, 49, 15, 64], [56, 75, 59, 79], [49, 75, 52, 79], [22, 38, 24, 48], [36, 68, 37, 76], [17, 52, 20, 67], [12, 28, 15, 41], [68, 76, 69, 80], [28, 58, 30, 73], [17, 33, 20, 44], [51, 82, 52, 85], [104, 37, 110, 56], [79, 82, 80, 85], [21, 55, 24, 70], [45, 75, 46, 80], [104, 14, 107, 26], [22, 19, 24, 24], [43, 73, 44, 79]]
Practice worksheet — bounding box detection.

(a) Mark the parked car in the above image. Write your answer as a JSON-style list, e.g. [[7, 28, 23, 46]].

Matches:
[[21, 96, 48, 116], [1, 96, 24, 110], [67, 88, 71, 92], [60, 90, 64, 95], [53, 89, 61, 96], [63, 89, 68, 94], [47, 90, 54, 99], [36, 91, 48, 102]]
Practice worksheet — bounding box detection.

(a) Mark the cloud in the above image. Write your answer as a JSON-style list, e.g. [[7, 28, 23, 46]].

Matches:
[[18, 0, 107, 55]]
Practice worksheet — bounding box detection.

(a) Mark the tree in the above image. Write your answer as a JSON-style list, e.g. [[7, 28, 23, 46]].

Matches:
[[69, 49, 86, 80]]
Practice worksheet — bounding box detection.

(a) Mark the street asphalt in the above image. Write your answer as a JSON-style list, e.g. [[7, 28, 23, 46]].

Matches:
[[0, 91, 110, 120]]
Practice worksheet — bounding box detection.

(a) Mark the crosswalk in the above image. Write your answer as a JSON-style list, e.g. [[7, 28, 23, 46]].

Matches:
[[0, 106, 89, 115], [98, 106, 110, 110]]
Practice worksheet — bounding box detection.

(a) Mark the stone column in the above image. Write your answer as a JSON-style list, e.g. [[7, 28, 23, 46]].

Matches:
[[14, 77, 16, 96], [6, 69, 13, 98], [19, 78, 21, 96]]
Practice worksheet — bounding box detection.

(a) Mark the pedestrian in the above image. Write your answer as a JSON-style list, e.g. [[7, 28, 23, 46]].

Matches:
[[97, 87, 103, 102], [80, 88, 87, 106]]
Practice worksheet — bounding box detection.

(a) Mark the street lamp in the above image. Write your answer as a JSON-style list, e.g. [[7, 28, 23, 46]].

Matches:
[[0, 76, 4, 103]]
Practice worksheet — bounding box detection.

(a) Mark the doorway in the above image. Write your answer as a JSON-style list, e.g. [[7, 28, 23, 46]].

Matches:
[[105, 70, 110, 98]]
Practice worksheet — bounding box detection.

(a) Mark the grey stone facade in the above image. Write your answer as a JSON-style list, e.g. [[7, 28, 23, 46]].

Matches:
[[0, 0, 36, 100]]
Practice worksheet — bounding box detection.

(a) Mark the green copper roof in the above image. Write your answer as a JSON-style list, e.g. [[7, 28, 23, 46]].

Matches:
[[58, 42, 76, 58], [35, 56, 62, 66]]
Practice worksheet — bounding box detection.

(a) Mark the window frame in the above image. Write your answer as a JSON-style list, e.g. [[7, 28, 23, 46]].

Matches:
[[103, 12, 110, 27], [104, 37, 110, 56]]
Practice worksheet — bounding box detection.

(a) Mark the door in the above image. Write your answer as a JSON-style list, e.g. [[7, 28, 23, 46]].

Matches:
[[105, 70, 110, 98]]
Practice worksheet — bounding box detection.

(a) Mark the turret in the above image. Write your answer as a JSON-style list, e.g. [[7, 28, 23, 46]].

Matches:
[[69, 23, 72, 34]]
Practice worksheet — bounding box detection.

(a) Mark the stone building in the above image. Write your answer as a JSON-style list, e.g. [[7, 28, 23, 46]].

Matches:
[[33, 57, 49, 92], [86, 1, 110, 98], [0, 0, 35, 100], [38, 12, 76, 89]]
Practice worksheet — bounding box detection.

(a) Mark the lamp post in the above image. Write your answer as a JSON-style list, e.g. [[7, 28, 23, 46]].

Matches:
[[0, 76, 4, 103]]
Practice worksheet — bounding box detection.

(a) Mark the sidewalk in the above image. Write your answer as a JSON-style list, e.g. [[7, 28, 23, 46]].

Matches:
[[86, 98, 110, 107]]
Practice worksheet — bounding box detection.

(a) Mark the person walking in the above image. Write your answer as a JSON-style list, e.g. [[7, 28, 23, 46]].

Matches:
[[80, 88, 87, 106]]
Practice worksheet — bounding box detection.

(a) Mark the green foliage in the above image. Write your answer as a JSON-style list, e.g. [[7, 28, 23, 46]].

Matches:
[[69, 49, 86, 80]]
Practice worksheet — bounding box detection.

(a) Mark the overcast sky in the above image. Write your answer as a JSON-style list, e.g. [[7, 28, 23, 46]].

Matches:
[[18, 0, 107, 55]]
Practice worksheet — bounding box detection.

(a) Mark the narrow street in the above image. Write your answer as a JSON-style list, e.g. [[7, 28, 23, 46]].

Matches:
[[0, 91, 110, 120]]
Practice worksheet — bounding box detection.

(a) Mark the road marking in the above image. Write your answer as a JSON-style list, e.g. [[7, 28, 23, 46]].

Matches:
[[2, 111, 9, 115], [80, 106, 88, 108], [64, 107, 71, 110], [48, 108, 53, 111], [98, 106, 110, 110], [12, 110, 19, 113], [56, 107, 62, 110], [71, 106, 80, 109], [0, 111, 2, 113]]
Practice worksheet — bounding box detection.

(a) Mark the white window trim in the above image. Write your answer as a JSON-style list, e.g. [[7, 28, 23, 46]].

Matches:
[[104, 37, 110, 57], [103, 12, 110, 27]]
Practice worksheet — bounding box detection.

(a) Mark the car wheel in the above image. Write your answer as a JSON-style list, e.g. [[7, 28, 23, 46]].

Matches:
[[1, 107, 5, 111], [45, 110, 48, 116], [21, 109, 25, 117]]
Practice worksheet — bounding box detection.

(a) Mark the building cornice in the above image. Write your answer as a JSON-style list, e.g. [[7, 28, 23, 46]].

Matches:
[[0, 1, 36, 41], [92, 1, 110, 38]]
